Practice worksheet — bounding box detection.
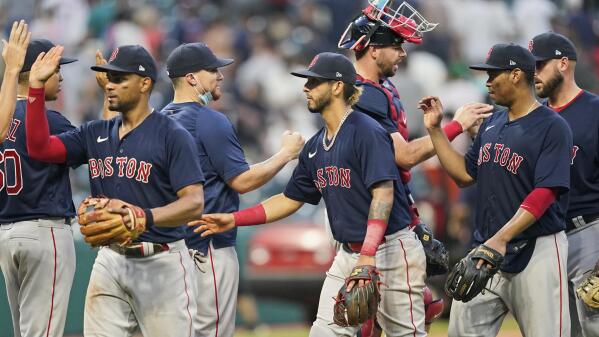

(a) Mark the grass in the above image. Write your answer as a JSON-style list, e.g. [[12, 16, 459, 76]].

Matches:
[[233, 317, 522, 337]]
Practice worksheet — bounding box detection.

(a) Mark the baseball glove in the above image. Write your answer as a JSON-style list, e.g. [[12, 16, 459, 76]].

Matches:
[[78, 197, 147, 247], [413, 223, 450, 276], [576, 260, 599, 309], [444, 244, 504, 302], [333, 265, 381, 327]]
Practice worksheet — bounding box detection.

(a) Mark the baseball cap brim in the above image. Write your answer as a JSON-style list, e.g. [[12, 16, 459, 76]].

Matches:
[[91, 63, 131, 73], [90, 63, 155, 81], [211, 58, 234, 68], [59, 57, 77, 66], [469, 64, 508, 71], [290, 69, 331, 80]]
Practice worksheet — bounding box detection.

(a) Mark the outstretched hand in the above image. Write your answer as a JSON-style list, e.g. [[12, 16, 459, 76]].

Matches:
[[29, 45, 64, 88], [418, 96, 444, 130], [453, 102, 494, 130], [188, 213, 236, 237], [2, 20, 30, 74], [95, 50, 109, 90]]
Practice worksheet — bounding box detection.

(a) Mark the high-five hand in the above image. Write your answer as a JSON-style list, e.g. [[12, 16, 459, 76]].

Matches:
[[419, 96, 444, 130], [29, 45, 64, 88], [188, 213, 236, 237], [1, 20, 30, 74]]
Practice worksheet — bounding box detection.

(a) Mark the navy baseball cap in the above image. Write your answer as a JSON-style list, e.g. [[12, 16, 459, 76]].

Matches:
[[291, 52, 357, 84], [529, 32, 577, 61], [21, 39, 77, 73], [470, 43, 535, 72], [166, 43, 234, 78], [91, 45, 157, 82]]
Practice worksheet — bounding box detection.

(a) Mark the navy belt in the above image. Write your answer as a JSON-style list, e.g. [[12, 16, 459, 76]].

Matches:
[[109, 242, 169, 258], [567, 213, 599, 232]]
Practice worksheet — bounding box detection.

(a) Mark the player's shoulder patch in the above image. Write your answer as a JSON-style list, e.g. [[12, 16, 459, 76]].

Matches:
[[354, 83, 389, 119]]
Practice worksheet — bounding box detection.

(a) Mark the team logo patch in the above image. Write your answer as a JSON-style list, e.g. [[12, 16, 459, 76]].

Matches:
[[109, 48, 119, 62], [138, 65, 145, 71], [528, 40, 534, 52], [309, 55, 319, 69]]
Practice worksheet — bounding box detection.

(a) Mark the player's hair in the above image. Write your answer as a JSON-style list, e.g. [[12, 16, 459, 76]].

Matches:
[[354, 47, 369, 60], [523, 69, 535, 86], [344, 83, 363, 106]]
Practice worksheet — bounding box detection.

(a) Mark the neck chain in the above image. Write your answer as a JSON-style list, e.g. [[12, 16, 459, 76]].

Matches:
[[322, 109, 352, 151], [525, 100, 539, 114]]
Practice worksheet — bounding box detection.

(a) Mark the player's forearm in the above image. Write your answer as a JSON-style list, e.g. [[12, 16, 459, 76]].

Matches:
[[427, 127, 474, 187], [229, 151, 293, 194], [394, 134, 436, 169], [361, 181, 394, 257], [493, 208, 537, 244], [0, 70, 20, 141], [25, 87, 67, 163], [393, 121, 463, 170], [261, 193, 303, 222], [151, 184, 204, 227]]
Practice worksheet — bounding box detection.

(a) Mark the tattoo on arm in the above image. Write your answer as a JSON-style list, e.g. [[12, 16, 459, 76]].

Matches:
[[368, 181, 394, 221]]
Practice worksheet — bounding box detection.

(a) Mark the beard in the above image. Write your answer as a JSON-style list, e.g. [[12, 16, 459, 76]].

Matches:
[[307, 91, 332, 113], [536, 72, 564, 98], [376, 59, 397, 78]]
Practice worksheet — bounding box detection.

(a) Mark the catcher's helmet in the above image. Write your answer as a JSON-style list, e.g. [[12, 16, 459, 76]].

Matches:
[[338, 1, 437, 51]]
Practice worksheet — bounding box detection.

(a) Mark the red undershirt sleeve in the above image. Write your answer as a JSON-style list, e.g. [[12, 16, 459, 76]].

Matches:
[[519, 187, 558, 219], [26, 87, 67, 163]]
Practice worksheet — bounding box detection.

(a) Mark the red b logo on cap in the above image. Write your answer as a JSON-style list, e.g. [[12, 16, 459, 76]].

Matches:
[[486, 47, 494, 61], [109, 48, 119, 62], [309, 55, 319, 69]]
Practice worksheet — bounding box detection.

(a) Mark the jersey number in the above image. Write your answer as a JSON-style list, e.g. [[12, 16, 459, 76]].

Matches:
[[0, 150, 23, 195]]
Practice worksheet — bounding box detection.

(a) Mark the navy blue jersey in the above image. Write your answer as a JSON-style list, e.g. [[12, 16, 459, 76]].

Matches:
[[464, 106, 572, 272], [58, 112, 205, 243], [550, 91, 599, 221], [0, 100, 75, 222], [162, 102, 250, 253], [284, 112, 411, 243]]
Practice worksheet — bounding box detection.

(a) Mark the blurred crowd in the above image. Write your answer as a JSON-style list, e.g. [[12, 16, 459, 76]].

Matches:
[[0, 0, 598, 293]]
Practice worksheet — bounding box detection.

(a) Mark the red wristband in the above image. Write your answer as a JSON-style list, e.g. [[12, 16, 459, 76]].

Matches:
[[232, 204, 266, 227], [361, 219, 388, 257], [443, 120, 463, 141]]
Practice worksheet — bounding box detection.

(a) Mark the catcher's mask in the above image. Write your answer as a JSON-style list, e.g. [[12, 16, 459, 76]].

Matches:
[[338, 0, 437, 51]]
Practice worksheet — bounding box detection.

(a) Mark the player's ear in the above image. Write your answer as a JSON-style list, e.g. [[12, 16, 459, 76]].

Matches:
[[332, 81, 344, 96], [140, 77, 153, 93]]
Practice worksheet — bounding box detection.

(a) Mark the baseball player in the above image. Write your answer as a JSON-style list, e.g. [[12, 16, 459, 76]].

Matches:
[[24, 45, 205, 337], [0, 23, 78, 337], [421, 43, 572, 337], [530, 32, 599, 337], [161, 42, 304, 337], [191, 52, 427, 337], [338, 2, 493, 334]]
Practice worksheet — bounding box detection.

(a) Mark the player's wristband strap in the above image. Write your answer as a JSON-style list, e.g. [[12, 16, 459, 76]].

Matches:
[[361, 219, 388, 257], [233, 204, 266, 227], [143, 208, 154, 227], [443, 120, 463, 141]]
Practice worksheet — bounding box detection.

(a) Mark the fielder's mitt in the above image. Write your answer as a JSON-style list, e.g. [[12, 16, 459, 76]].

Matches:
[[333, 265, 381, 327], [413, 223, 450, 276], [78, 197, 147, 247], [444, 244, 504, 302], [576, 260, 599, 309]]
